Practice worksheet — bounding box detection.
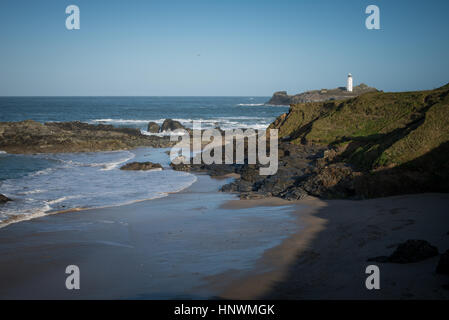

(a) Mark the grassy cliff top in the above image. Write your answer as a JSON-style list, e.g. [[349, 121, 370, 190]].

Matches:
[[270, 83, 449, 171]]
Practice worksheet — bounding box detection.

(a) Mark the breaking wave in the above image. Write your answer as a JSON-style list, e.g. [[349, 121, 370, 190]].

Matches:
[[0, 148, 197, 228]]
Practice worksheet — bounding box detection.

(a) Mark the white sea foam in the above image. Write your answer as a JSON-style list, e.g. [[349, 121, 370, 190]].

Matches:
[[0, 151, 7, 154], [140, 129, 187, 137], [91, 117, 270, 131], [30, 168, 54, 176], [100, 152, 135, 171], [236, 103, 265, 106], [0, 148, 197, 228], [264, 104, 290, 107], [45, 196, 74, 205], [92, 118, 164, 124], [18, 189, 46, 195]]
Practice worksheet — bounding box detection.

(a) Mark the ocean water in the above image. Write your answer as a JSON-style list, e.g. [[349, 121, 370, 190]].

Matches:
[[0, 96, 287, 132], [0, 148, 197, 226], [0, 97, 289, 226]]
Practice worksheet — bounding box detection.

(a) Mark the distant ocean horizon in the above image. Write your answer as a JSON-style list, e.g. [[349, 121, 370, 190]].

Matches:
[[0, 96, 289, 226], [0, 96, 287, 132]]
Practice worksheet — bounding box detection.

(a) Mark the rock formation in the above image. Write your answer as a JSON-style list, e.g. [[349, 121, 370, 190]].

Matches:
[[120, 162, 163, 171], [267, 84, 378, 105], [368, 240, 439, 264], [147, 122, 160, 133], [161, 119, 185, 132], [172, 83, 449, 200], [388, 240, 439, 263], [0, 120, 175, 154]]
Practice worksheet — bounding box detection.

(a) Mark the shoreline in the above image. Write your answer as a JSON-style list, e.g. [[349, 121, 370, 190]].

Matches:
[[0, 173, 300, 299], [0, 147, 198, 229], [213, 193, 449, 299], [0, 181, 198, 230], [1, 164, 448, 298], [1, 149, 449, 299]]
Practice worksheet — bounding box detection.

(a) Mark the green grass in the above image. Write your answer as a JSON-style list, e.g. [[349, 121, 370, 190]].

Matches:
[[271, 83, 449, 171]]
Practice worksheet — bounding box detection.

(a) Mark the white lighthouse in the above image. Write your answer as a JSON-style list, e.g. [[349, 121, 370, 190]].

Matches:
[[347, 73, 353, 92]]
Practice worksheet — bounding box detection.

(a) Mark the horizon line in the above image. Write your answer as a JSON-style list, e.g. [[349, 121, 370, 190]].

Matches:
[[0, 95, 272, 98]]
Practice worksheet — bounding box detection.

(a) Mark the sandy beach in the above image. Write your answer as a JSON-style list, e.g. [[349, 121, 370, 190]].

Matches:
[[0, 174, 299, 299], [217, 194, 449, 299], [0, 167, 448, 299]]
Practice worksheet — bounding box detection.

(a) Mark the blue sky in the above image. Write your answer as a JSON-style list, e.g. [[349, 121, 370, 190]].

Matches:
[[0, 0, 448, 96]]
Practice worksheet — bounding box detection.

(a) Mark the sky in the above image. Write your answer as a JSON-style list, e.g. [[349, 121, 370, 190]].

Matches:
[[0, 0, 448, 96]]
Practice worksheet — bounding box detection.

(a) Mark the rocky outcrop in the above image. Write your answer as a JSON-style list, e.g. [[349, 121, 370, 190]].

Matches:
[[170, 142, 325, 200], [0, 120, 175, 154], [388, 240, 439, 263], [120, 162, 163, 171], [436, 250, 449, 275], [267, 84, 378, 105], [170, 160, 241, 177], [171, 83, 449, 201], [266, 91, 291, 105], [147, 122, 160, 133], [161, 119, 185, 132], [0, 194, 11, 204]]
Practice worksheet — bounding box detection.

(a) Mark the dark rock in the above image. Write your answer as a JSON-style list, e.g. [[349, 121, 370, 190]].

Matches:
[[266, 84, 378, 105], [388, 240, 439, 264], [436, 249, 449, 275], [170, 160, 241, 177], [299, 163, 355, 198], [240, 165, 261, 182], [240, 192, 270, 200], [266, 91, 291, 105], [170, 162, 195, 172], [205, 164, 238, 177], [0, 120, 175, 154], [0, 194, 11, 204], [161, 119, 185, 132], [221, 180, 253, 193], [220, 182, 238, 193], [120, 162, 163, 171], [280, 187, 308, 200], [147, 122, 160, 133]]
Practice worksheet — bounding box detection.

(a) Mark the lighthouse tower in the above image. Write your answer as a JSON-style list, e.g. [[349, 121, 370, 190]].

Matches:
[[347, 73, 353, 92]]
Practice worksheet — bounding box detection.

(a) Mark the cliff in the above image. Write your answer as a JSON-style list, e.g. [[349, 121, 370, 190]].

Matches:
[[175, 83, 449, 200], [266, 83, 449, 197]]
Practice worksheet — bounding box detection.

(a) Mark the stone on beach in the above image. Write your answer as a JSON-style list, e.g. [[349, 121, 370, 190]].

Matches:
[[120, 161, 163, 171], [389, 240, 439, 263], [368, 240, 439, 264]]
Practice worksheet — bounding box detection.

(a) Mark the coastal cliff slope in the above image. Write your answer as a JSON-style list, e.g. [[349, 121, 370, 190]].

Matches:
[[266, 83, 449, 198], [270, 83, 449, 169], [180, 83, 449, 200]]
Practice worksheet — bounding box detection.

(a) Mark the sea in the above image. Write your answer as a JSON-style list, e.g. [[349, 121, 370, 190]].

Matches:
[[0, 97, 289, 226]]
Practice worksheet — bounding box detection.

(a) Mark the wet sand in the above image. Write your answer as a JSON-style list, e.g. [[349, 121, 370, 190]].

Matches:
[[1, 172, 448, 299], [0, 174, 300, 299], [216, 194, 449, 299]]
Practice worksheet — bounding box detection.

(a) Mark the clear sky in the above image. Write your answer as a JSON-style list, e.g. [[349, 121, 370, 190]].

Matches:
[[0, 0, 448, 96]]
